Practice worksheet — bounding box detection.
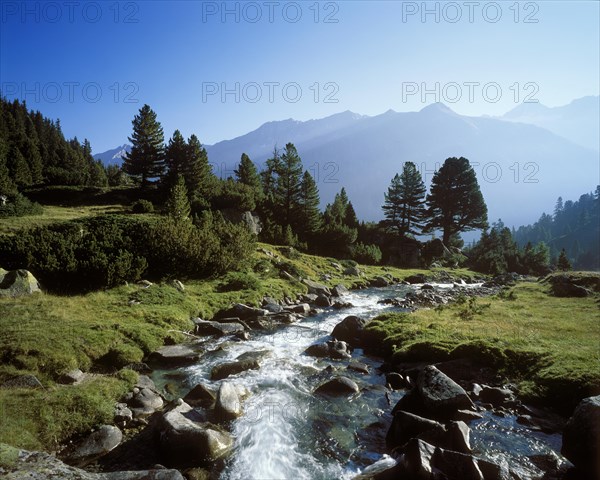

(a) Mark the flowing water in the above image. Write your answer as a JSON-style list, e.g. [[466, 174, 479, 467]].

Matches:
[[153, 285, 565, 479]]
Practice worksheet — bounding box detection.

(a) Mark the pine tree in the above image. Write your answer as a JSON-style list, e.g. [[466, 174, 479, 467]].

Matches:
[[0, 139, 16, 195], [165, 175, 191, 222], [186, 134, 214, 203], [426, 157, 488, 244], [296, 170, 322, 238], [122, 104, 165, 187], [164, 130, 187, 189], [8, 146, 32, 187], [275, 143, 303, 227], [557, 248, 572, 271], [344, 201, 359, 229], [235, 153, 263, 204], [382, 162, 427, 237]]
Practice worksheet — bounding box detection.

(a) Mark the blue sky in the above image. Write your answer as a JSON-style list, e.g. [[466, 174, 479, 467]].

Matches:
[[1, 1, 599, 153]]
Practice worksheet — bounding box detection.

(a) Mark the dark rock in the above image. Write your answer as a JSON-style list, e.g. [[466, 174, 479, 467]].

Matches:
[[301, 294, 319, 304], [370, 276, 390, 287], [183, 383, 216, 408], [332, 284, 349, 297], [386, 372, 408, 390], [315, 294, 332, 307], [432, 448, 484, 479], [549, 274, 594, 297], [303, 279, 332, 297], [148, 345, 201, 366], [103, 471, 185, 479], [347, 361, 370, 374], [417, 366, 475, 419], [193, 319, 245, 337], [331, 315, 370, 347], [421, 284, 435, 290], [404, 274, 427, 284], [265, 312, 297, 324], [284, 303, 311, 315], [210, 350, 270, 380], [395, 438, 436, 478], [315, 376, 359, 396], [332, 301, 354, 310], [452, 409, 484, 422], [213, 303, 268, 321], [67, 425, 123, 467], [114, 403, 133, 425], [386, 410, 444, 449], [1, 374, 43, 389], [304, 340, 352, 360], [158, 400, 233, 468], [562, 395, 600, 476], [215, 382, 242, 422], [479, 386, 515, 407], [262, 303, 283, 313]]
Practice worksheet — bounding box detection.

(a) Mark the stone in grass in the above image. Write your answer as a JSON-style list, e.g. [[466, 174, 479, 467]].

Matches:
[[66, 425, 123, 467]]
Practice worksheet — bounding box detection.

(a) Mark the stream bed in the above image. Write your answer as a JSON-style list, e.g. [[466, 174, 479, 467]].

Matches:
[[153, 284, 566, 479]]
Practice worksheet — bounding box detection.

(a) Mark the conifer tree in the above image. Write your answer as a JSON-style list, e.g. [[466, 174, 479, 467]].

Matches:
[[164, 129, 187, 189], [426, 157, 488, 244], [275, 143, 303, 227], [122, 104, 165, 187], [165, 175, 191, 222], [296, 170, 322, 238], [235, 153, 263, 204], [382, 162, 427, 237], [186, 134, 214, 202], [557, 248, 572, 271]]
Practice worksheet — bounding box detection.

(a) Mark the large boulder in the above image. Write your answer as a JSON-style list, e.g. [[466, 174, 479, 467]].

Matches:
[[193, 319, 245, 337], [210, 350, 270, 380], [158, 400, 233, 468], [147, 345, 201, 367], [183, 382, 217, 408], [314, 376, 359, 396], [302, 279, 332, 297], [127, 387, 164, 418], [549, 275, 592, 297], [562, 395, 600, 476], [304, 340, 352, 360], [219, 209, 262, 235], [215, 382, 242, 422], [332, 284, 349, 297], [213, 303, 268, 321], [386, 410, 444, 450], [66, 425, 122, 467], [417, 366, 475, 419], [331, 315, 370, 347], [1, 374, 43, 389], [0, 268, 41, 297]]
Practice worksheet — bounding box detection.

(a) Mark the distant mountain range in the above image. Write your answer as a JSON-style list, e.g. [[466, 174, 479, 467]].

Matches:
[[94, 98, 599, 229], [500, 96, 599, 152], [93, 144, 131, 166]]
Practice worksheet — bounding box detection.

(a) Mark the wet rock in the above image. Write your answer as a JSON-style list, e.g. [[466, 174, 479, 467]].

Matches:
[[1, 374, 43, 389], [58, 369, 84, 385], [210, 350, 270, 380], [404, 274, 428, 284], [66, 425, 122, 467], [128, 387, 164, 414], [347, 361, 370, 374], [213, 303, 268, 321], [303, 279, 332, 297], [395, 438, 436, 478], [183, 382, 217, 408], [285, 303, 311, 315], [301, 293, 319, 304], [304, 340, 352, 360], [332, 284, 349, 297], [351, 455, 398, 479], [215, 382, 242, 422], [370, 276, 390, 287], [158, 400, 233, 468], [386, 372, 408, 390], [331, 315, 370, 347], [148, 345, 201, 367], [265, 312, 297, 324], [452, 409, 483, 422], [315, 294, 332, 307], [193, 319, 245, 337], [479, 386, 515, 407], [332, 301, 354, 310], [103, 471, 185, 479], [562, 395, 600, 476], [431, 447, 484, 479], [421, 283, 435, 290], [315, 376, 359, 396], [417, 366, 475, 419], [386, 410, 444, 450]]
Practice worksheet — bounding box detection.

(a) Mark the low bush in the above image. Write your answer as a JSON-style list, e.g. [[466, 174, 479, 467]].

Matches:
[[130, 199, 154, 214], [219, 271, 261, 292], [351, 242, 382, 265], [0, 192, 43, 218]]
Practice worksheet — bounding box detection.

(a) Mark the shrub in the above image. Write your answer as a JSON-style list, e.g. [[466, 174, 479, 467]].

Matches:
[[351, 242, 382, 264], [219, 271, 261, 292], [131, 199, 154, 214], [0, 192, 43, 218]]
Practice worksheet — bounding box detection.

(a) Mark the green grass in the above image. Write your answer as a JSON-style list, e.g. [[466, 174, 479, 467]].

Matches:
[[0, 204, 128, 236], [366, 280, 600, 412]]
